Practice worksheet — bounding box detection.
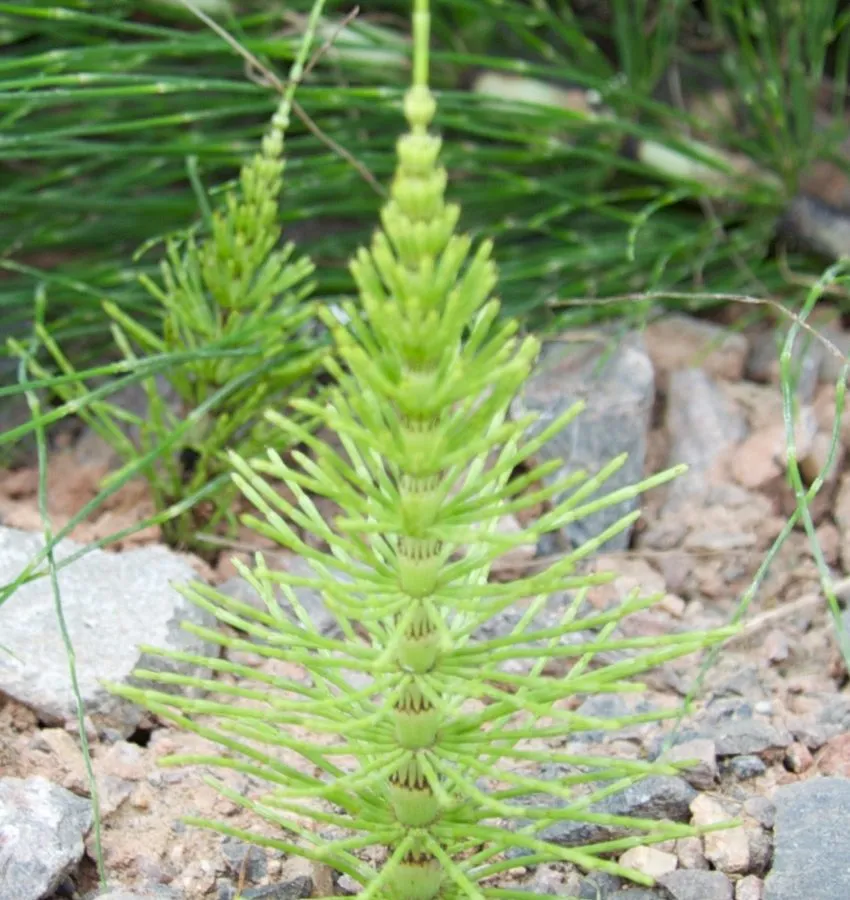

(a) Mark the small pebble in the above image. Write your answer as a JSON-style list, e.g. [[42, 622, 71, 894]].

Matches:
[[217, 879, 236, 900], [784, 741, 813, 773], [337, 874, 360, 895], [745, 824, 773, 876], [727, 755, 767, 780], [735, 875, 764, 900], [675, 836, 709, 870], [220, 836, 268, 883], [691, 795, 750, 875], [743, 796, 776, 830], [618, 846, 677, 879], [663, 738, 718, 790]]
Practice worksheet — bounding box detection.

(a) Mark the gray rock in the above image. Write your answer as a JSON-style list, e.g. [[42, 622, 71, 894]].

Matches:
[[0, 526, 214, 735], [664, 369, 747, 506], [511, 331, 655, 552], [216, 881, 236, 900], [817, 693, 850, 730], [746, 327, 823, 402], [241, 877, 313, 900], [615, 891, 667, 900], [744, 796, 776, 831], [0, 776, 92, 900], [726, 755, 767, 780], [218, 554, 344, 637], [661, 738, 718, 790], [710, 719, 790, 757], [578, 872, 622, 897], [763, 777, 850, 900], [747, 824, 773, 876], [220, 836, 267, 883], [509, 776, 696, 857], [91, 891, 179, 900], [658, 870, 733, 900], [572, 694, 656, 743]]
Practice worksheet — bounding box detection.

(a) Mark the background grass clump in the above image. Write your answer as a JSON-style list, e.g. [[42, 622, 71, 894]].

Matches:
[[2, 0, 850, 369]]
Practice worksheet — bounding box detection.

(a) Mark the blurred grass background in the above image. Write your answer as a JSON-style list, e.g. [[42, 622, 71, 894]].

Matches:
[[3, 0, 849, 371]]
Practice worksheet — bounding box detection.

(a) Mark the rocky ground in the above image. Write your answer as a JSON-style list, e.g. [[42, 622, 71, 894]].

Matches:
[[3, 310, 850, 900]]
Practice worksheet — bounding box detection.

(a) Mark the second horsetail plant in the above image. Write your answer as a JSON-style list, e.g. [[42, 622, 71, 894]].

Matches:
[[113, 1, 734, 896], [22, 4, 326, 554]]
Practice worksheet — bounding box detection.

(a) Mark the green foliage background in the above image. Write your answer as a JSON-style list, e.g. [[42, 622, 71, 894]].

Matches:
[[3, 0, 848, 365]]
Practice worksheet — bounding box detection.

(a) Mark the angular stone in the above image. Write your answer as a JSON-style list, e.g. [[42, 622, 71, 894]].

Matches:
[[619, 845, 677, 879], [241, 877, 313, 900], [736, 875, 764, 900], [220, 836, 267, 883], [690, 795, 749, 875], [726, 755, 767, 780], [0, 776, 92, 900], [664, 369, 746, 505], [709, 719, 791, 757], [662, 738, 718, 789], [764, 777, 850, 900], [0, 526, 214, 735], [508, 776, 696, 856], [511, 331, 654, 552], [658, 869, 733, 900]]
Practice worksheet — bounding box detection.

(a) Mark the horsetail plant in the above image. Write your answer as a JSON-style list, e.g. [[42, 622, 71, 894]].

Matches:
[[22, 7, 326, 553], [112, 1, 734, 895]]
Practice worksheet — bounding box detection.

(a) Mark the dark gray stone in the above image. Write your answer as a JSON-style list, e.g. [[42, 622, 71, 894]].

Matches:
[[241, 877, 313, 900], [0, 776, 93, 900], [572, 694, 656, 743], [764, 777, 850, 900], [216, 881, 235, 900], [510, 331, 655, 552], [0, 526, 214, 736], [725, 755, 767, 780], [220, 836, 267, 883], [709, 719, 790, 757], [657, 869, 733, 900], [747, 824, 774, 876], [578, 872, 622, 897], [508, 776, 696, 857]]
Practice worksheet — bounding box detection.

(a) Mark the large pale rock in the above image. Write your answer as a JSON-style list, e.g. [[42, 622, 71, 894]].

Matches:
[[0, 526, 214, 735]]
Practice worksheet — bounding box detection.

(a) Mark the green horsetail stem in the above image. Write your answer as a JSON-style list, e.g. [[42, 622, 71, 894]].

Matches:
[[108, 1, 736, 897]]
